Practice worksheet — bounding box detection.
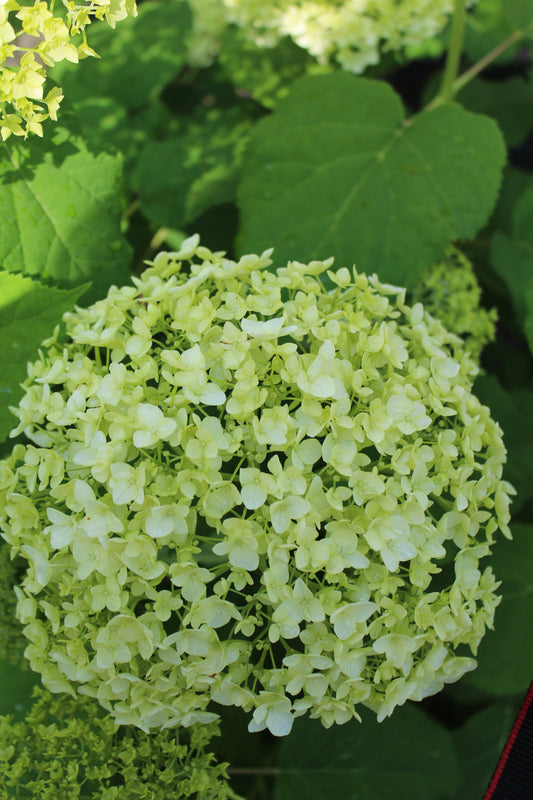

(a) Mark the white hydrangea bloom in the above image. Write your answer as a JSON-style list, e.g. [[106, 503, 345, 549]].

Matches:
[[0, 236, 513, 736], [189, 0, 479, 72]]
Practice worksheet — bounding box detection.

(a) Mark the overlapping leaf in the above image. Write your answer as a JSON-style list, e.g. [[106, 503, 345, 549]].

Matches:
[[275, 705, 459, 800], [454, 705, 518, 799], [0, 660, 39, 718], [474, 375, 533, 513], [467, 524, 533, 696], [491, 187, 533, 324], [503, 0, 533, 33], [134, 106, 254, 229], [238, 73, 505, 286], [456, 77, 533, 147], [51, 0, 192, 111], [464, 0, 520, 64], [0, 126, 131, 303]]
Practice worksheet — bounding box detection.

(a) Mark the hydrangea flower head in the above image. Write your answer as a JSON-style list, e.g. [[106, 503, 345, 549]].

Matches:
[[189, 0, 479, 72], [0, 235, 513, 736]]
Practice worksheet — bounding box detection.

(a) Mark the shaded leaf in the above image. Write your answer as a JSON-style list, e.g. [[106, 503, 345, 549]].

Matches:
[[464, 0, 520, 64], [51, 0, 192, 111], [0, 660, 39, 719], [60, 96, 178, 178], [238, 73, 505, 286], [135, 106, 254, 229], [490, 165, 533, 234], [490, 187, 533, 324], [474, 375, 533, 512], [526, 286, 533, 354], [454, 704, 518, 800], [0, 272, 86, 442], [467, 524, 533, 695], [503, 0, 533, 32], [456, 76, 533, 148], [275, 705, 459, 800], [0, 125, 131, 304]]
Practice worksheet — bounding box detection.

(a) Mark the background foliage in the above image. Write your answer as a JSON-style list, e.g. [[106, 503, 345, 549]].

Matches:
[[1, 0, 533, 797]]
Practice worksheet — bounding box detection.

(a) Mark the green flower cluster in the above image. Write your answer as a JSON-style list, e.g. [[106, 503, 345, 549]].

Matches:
[[188, 0, 478, 73], [413, 247, 497, 364], [0, 687, 237, 799], [0, 0, 137, 139], [0, 236, 513, 737]]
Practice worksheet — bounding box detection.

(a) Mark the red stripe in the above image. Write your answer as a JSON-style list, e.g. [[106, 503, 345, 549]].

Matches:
[[484, 682, 533, 800]]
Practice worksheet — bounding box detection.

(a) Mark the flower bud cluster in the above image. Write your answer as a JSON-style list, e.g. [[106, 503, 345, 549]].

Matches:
[[189, 0, 479, 73], [0, 235, 512, 736], [412, 247, 497, 365], [0, 686, 237, 798], [0, 0, 136, 139]]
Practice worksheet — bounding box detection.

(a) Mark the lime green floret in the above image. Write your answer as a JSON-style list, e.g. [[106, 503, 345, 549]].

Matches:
[[0, 235, 513, 736], [0, 687, 237, 799], [0, 0, 137, 139]]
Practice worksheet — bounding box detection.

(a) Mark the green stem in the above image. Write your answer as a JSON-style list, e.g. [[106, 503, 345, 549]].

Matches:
[[228, 768, 281, 776], [426, 27, 525, 111], [439, 0, 467, 103], [121, 197, 140, 223], [452, 29, 525, 94]]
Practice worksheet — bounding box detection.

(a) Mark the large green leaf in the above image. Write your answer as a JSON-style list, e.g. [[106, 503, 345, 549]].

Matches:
[[275, 705, 459, 800], [0, 126, 131, 303], [467, 524, 533, 696], [237, 73, 505, 286], [51, 0, 192, 111], [503, 0, 533, 32], [490, 187, 533, 324], [0, 272, 87, 443], [454, 704, 518, 799]]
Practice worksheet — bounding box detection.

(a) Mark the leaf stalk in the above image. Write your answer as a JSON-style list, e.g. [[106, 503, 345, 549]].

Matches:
[[439, 0, 467, 103]]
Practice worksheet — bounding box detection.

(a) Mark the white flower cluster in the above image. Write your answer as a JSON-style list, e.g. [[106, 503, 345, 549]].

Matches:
[[188, 0, 478, 72], [0, 236, 512, 737]]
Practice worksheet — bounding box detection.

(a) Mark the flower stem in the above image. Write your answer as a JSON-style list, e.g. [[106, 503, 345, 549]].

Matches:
[[426, 23, 525, 112], [228, 767, 281, 776], [439, 0, 467, 103], [452, 29, 525, 93]]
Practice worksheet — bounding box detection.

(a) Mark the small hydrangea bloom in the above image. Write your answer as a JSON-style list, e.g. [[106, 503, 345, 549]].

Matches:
[[189, 0, 479, 72], [0, 236, 513, 736], [412, 246, 498, 364], [0, 0, 137, 138]]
